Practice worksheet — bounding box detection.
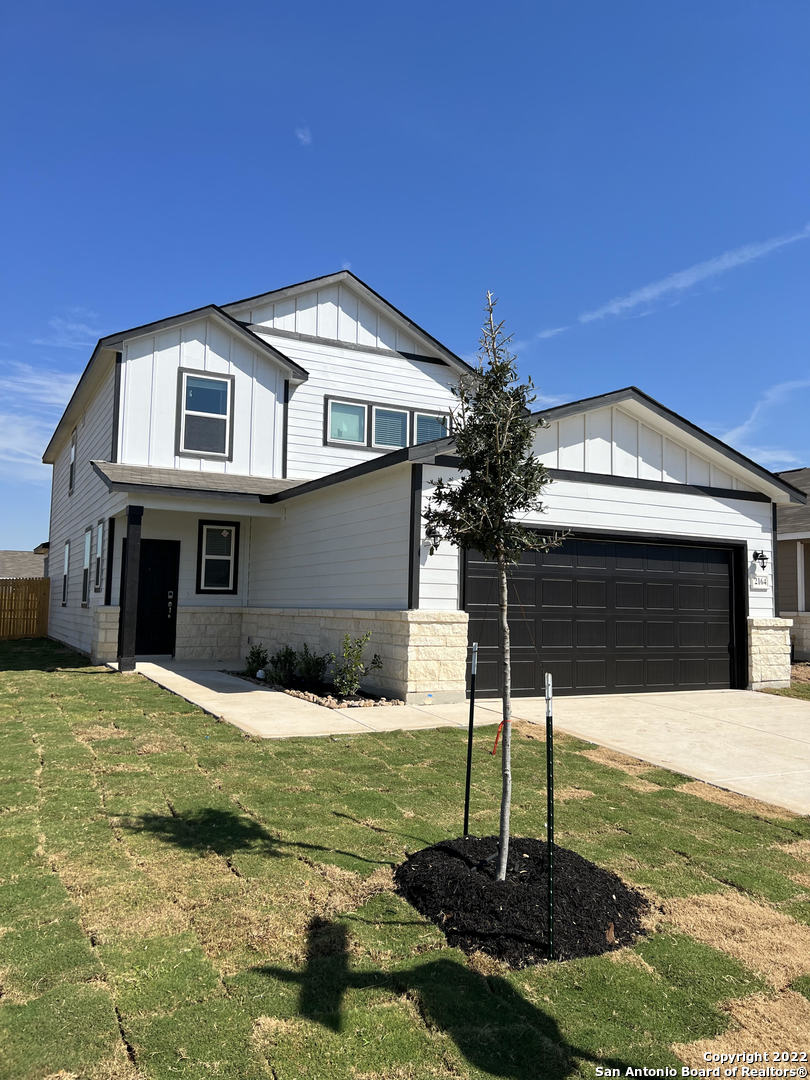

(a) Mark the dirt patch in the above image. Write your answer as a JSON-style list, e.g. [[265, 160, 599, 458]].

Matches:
[[662, 891, 810, 989], [678, 780, 797, 820], [556, 787, 595, 801], [251, 1015, 302, 1049], [607, 948, 657, 975], [625, 778, 661, 793], [308, 864, 394, 917], [77, 725, 129, 742], [580, 746, 652, 778], [791, 662, 810, 684], [395, 836, 648, 967], [779, 839, 810, 861], [674, 990, 810, 1063]]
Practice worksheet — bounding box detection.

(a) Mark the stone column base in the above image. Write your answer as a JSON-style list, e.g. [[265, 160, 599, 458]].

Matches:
[[784, 613, 810, 662], [748, 617, 793, 690], [91, 607, 120, 664]]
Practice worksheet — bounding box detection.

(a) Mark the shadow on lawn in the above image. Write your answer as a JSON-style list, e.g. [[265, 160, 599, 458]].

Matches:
[[124, 807, 389, 866], [0, 638, 89, 672], [259, 918, 634, 1080]]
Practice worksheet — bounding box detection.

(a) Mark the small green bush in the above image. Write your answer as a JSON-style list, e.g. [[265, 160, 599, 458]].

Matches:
[[298, 642, 329, 685], [267, 645, 299, 687], [330, 632, 383, 699], [244, 643, 269, 678]]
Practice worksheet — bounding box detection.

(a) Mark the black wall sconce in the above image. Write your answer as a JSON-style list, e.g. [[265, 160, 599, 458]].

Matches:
[[751, 550, 769, 571]]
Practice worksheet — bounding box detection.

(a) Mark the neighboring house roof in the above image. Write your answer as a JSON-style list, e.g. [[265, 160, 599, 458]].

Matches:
[[777, 468, 810, 534], [0, 551, 46, 578], [220, 269, 474, 375], [91, 461, 304, 501], [535, 387, 807, 505]]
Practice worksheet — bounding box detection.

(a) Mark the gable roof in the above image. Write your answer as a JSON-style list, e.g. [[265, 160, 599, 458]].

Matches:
[[776, 468, 810, 533], [534, 386, 806, 504], [42, 305, 309, 463], [220, 269, 474, 375]]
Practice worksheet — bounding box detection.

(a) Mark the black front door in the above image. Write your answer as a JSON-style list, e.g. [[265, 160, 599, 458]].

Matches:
[[123, 539, 180, 656]]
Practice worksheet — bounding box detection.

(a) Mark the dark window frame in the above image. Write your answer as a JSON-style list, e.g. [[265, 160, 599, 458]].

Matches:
[[196, 520, 240, 595], [68, 429, 77, 494], [81, 527, 92, 606], [62, 540, 70, 606], [94, 519, 104, 591], [175, 367, 235, 461], [323, 395, 451, 452]]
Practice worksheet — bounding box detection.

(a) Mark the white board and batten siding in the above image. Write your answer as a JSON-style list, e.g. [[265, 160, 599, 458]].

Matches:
[[117, 317, 286, 477], [534, 405, 755, 491], [48, 367, 118, 654], [249, 466, 412, 609], [418, 465, 777, 617]]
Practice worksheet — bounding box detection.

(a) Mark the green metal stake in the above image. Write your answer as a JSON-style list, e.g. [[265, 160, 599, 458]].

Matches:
[[545, 671, 554, 962]]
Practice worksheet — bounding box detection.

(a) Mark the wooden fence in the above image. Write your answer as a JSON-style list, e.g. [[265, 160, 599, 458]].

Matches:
[[0, 577, 50, 640]]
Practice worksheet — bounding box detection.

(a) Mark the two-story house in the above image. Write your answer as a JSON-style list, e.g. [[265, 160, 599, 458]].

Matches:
[[44, 270, 804, 701]]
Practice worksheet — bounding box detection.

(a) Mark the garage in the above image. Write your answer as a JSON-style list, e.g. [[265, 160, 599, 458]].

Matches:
[[464, 533, 746, 696]]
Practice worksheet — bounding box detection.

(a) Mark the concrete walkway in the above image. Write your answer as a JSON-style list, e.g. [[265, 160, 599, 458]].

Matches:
[[133, 663, 810, 815]]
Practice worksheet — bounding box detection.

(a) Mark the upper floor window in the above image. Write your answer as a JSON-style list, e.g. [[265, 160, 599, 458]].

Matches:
[[68, 430, 77, 492], [415, 412, 449, 444], [178, 370, 233, 458], [373, 406, 408, 449], [328, 400, 367, 445]]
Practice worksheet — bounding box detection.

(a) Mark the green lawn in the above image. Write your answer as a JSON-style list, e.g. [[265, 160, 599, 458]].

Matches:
[[1, 638, 810, 1080]]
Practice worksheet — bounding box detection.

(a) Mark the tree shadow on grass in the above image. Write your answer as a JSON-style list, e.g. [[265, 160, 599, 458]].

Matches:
[[0, 638, 89, 672], [123, 807, 388, 866], [258, 917, 635, 1080]]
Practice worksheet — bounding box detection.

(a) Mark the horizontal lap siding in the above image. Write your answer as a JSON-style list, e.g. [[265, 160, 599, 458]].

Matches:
[[249, 467, 411, 609], [418, 468, 776, 616], [118, 317, 284, 477], [270, 338, 456, 480], [48, 368, 117, 654]]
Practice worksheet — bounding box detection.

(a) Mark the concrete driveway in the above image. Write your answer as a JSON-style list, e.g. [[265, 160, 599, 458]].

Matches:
[[523, 689, 810, 816]]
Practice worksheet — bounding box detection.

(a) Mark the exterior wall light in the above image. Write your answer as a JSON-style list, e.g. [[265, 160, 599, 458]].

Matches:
[[752, 550, 769, 571]]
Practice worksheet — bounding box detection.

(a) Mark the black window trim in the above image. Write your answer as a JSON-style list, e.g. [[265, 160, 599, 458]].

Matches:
[[81, 526, 92, 607], [196, 519, 240, 595], [94, 519, 104, 591], [176, 367, 235, 462], [62, 540, 70, 606], [323, 395, 451, 453]]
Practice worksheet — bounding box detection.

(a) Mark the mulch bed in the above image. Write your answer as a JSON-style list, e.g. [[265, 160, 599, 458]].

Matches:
[[229, 672, 404, 709], [395, 835, 649, 967]]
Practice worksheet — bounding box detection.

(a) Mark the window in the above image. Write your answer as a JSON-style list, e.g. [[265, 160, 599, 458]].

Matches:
[[62, 541, 70, 606], [328, 400, 367, 445], [179, 370, 233, 457], [68, 430, 77, 492], [196, 521, 240, 594], [372, 406, 408, 449], [81, 528, 92, 605], [94, 520, 104, 591], [415, 412, 449, 444]]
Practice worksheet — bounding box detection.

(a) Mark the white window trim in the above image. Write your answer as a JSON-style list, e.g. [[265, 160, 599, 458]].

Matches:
[[180, 371, 232, 458], [62, 541, 70, 606], [81, 528, 92, 606], [371, 405, 409, 450], [94, 520, 104, 591], [199, 524, 237, 592], [328, 399, 368, 446], [414, 411, 449, 444], [68, 430, 77, 493]]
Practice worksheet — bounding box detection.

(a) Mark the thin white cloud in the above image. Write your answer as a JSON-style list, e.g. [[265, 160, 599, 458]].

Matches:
[[736, 446, 804, 469], [579, 222, 810, 323], [0, 362, 79, 410], [513, 326, 570, 351], [0, 412, 53, 480], [341, 260, 352, 271], [294, 126, 312, 147], [534, 392, 568, 408], [0, 361, 78, 479], [33, 313, 103, 349], [722, 378, 810, 446]]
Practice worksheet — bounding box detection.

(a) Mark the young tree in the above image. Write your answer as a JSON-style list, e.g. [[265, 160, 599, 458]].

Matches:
[[423, 293, 555, 881]]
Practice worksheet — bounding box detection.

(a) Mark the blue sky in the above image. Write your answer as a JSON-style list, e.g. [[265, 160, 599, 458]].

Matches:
[[1, 1, 808, 548]]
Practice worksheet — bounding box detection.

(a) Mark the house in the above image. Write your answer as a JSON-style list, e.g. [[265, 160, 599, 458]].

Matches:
[[776, 467, 810, 660], [0, 550, 46, 578], [42, 270, 804, 701]]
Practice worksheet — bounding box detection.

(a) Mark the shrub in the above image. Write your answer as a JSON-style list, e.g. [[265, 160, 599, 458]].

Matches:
[[245, 643, 269, 678], [330, 632, 383, 699], [298, 642, 329, 685], [267, 645, 299, 687]]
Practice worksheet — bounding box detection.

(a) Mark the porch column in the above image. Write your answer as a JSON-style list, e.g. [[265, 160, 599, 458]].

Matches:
[[117, 505, 144, 672]]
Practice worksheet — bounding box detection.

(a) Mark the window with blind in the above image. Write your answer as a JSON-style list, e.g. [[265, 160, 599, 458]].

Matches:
[[415, 413, 449, 444], [372, 407, 408, 449]]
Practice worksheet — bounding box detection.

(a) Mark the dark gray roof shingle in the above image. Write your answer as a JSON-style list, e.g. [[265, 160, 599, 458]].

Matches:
[[777, 468, 810, 533], [91, 461, 303, 499]]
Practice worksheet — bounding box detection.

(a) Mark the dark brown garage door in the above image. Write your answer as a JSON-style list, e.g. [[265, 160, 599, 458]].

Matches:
[[464, 535, 741, 696]]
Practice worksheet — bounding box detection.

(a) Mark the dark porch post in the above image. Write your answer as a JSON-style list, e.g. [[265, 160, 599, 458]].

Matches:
[[117, 505, 144, 673]]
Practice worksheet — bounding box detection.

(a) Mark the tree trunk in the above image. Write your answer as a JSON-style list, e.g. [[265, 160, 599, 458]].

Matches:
[[496, 554, 512, 881]]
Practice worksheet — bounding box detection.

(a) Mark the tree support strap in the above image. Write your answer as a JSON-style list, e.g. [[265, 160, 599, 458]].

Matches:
[[490, 717, 511, 755]]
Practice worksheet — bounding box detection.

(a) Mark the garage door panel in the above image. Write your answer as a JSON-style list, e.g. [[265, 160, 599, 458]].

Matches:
[[465, 534, 737, 696]]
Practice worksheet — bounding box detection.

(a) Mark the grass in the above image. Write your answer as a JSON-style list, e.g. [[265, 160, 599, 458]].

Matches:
[[762, 662, 810, 701], [1, 637, 809, 1079]]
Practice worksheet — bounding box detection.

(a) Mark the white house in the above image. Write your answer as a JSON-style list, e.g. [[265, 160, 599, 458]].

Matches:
[[43, 270, 804, 701]]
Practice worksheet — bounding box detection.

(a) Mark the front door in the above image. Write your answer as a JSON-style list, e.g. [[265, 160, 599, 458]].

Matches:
[[121, 539, 181, 655]]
